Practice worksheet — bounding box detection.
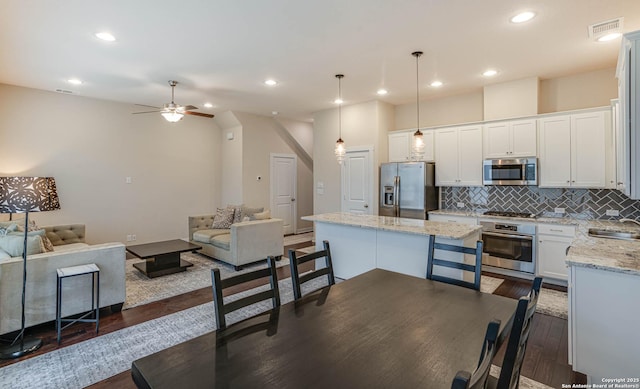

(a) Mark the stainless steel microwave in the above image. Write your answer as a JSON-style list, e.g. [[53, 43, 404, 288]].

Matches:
[[483, 157, 537, 186]]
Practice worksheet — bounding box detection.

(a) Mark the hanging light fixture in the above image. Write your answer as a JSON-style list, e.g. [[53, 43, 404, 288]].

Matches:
[[411, 51, 425, 160], [334, 74, 346, 164]]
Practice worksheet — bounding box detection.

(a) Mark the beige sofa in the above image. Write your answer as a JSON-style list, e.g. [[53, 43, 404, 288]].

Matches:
[[0, 224, 126, 335], [188, 215, 283, 270]]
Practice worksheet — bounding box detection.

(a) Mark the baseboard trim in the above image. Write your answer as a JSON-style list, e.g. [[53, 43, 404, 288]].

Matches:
[[295, 227, 313, 234]]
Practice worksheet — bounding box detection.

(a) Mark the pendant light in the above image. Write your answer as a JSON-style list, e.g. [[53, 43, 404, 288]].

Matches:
[[411, 51, 425, 160], [334, 74, 346, 164]]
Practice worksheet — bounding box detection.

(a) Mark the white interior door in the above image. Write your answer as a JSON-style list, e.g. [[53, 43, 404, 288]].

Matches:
[[341, 147, 373, 214], [270, 154, 296, 235]]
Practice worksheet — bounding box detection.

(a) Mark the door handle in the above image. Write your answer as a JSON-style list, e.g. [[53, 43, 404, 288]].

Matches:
[[291, 198, 296, 202], [364, 204, 369, 208]]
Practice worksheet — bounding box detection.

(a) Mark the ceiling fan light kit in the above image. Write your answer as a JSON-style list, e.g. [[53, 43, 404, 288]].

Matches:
[[133, 80, 214, 122]]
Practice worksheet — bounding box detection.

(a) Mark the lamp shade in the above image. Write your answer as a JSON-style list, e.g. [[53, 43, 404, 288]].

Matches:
[[0, 177, 60, 213]]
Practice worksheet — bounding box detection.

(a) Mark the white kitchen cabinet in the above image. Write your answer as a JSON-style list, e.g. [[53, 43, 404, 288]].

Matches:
[[483, 119, 537, 158], [539, 110, 607, 188], [537, 223, 575, 281], [435, 125, 483, 186], [388, 130, 434, 162], [569, 265, 640, 379]]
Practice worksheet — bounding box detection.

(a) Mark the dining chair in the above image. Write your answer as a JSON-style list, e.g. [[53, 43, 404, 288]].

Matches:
[[492, 276, 543, 389], [426, 235, 483, 290], [288, 240, 335, 300], [210, 256, 280, 330], [451, 319, 502, 389]]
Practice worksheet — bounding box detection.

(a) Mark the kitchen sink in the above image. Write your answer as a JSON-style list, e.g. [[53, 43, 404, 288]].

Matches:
[[588, 228, 640, 241]]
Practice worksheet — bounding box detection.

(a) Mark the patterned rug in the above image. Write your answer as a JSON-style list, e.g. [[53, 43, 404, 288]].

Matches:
[[536, 287, 568, 320]]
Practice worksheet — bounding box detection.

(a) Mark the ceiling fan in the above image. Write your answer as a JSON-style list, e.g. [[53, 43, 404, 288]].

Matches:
[[133, 80, 214, 122]]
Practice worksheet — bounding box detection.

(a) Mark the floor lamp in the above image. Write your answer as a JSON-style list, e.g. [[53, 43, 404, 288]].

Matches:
[[0, 176, 60, 359]]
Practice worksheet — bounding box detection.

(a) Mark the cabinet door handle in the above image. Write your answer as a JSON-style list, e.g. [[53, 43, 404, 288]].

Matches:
[[550, 229, 563, 232]]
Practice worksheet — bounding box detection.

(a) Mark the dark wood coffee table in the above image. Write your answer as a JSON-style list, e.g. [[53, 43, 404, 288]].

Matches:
[[127, 239, 201, 278]]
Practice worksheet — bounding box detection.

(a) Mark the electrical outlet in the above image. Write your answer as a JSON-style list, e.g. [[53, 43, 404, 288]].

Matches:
[[126, 235, 132, 242], [554, 208, 565, 214], [456, 202, 465, 208], [132, 234, 136, 241], [606, 209, 620, 216], [126, 177, 132, 184]]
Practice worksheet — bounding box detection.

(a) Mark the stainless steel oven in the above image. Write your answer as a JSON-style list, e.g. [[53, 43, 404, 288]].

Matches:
[[480, 220, 535, 274]]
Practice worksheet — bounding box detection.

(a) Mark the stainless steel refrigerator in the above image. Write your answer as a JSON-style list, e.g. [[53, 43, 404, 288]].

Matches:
[[379, 162, 438, 220]]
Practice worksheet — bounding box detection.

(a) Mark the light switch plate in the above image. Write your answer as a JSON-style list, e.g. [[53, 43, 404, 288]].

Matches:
[[554, 208, 565, 214], [606, 209, 620, 216], [456, 202, 465, 208]]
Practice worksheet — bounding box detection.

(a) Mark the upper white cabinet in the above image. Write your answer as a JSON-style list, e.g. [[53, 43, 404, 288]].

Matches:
[[539, 110, 607, 188], [435, 125, 483, 186], [388, 130, 434, 162], [483, 119, 537, 158]]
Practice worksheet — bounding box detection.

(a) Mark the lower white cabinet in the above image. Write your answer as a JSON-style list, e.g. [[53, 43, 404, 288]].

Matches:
[[536, 224, 575, 281]]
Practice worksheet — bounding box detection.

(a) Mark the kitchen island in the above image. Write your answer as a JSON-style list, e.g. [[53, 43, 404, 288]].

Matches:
[[301, 212, 482, 280], [565, 235, 640, 382]]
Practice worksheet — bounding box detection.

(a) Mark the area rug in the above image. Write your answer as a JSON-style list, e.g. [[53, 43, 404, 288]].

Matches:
[[124, 252, 290, 309], [481, 275, 504, 294], [536, 287, 568, 319]]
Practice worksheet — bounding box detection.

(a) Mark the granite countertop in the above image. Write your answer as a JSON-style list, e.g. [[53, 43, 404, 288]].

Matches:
[[302, 212, 482, 240]]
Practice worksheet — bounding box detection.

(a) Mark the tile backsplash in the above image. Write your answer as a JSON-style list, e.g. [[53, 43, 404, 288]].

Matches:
[[441, 186, 640, 220]]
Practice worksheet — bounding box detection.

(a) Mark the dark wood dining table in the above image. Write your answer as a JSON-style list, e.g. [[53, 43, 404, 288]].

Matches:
[[131, 269, 517, 389]]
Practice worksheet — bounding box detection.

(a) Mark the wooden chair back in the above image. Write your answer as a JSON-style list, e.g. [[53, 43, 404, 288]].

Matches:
[[288, 240, 335, 300], [496, 277, 543, 389], [451, 319, 502, 389], [211, 256, 280, 330], [426, 235, 483, 290]]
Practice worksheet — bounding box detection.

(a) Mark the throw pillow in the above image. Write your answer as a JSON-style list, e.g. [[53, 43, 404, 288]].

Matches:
[[242, 206, 264, 220], [0, 223, 18, 236], [211, 207, 234, 229], [0, 235, 44, 257], [8, 228, 54, 252], [251, 210, 271, 220], [229, 204, 244, 224]]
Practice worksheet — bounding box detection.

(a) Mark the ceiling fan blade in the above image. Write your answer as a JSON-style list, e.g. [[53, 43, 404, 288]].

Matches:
[[182, 105, 198, 111], [185, 111, 215, 118], [134, 104, 161, 109], [132, 110, 161, 114]]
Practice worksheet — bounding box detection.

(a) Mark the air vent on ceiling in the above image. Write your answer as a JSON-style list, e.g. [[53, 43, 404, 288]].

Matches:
[[55, 89, 74, 94], [588, 17, 623, 40]]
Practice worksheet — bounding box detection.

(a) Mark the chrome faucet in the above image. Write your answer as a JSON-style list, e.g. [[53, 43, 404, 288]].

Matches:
[[619, 218, 640, 227]]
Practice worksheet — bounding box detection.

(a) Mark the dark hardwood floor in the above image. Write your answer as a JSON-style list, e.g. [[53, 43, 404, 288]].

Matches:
[[1, 244, 585, 388]]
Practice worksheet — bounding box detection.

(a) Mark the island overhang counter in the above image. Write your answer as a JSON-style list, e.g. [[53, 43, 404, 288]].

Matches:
[[301, 212, 481, 280]]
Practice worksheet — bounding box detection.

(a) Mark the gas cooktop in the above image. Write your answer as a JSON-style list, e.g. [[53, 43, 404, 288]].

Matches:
[[482, 210, 536, 219]]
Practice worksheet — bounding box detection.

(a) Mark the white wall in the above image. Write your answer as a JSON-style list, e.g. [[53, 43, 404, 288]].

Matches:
[[0, 83, 221, 244], [484, 77, 539, 120], [215, 111, 243, 206], [232, 112, 314, 232], [394, 91, 484, 130], [539, 67, 617, 113], [313, 100, 393, 215], [276, 118, 314, 158]]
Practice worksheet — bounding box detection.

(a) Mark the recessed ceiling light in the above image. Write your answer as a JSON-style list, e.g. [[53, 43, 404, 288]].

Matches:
[[482, 69, 498, 77], [377, 89, 388, 95], [430, 81, 443, 87], [203, 103, 213, 108], [95, 32, 116, 42], [510, 12, 536, 24], [264, 79, 277, 86], [334, 98, 343, 104], [67, 78, 83, 85], [597, 32, 622, 42]]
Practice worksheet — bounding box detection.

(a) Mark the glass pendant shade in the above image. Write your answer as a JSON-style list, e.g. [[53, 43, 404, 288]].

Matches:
[[335, 138, 346, 164], [334, 74, 346, 164], [411, 51, 425, 160], [412, 129, 425, 160], [161, 111, 184, 122]]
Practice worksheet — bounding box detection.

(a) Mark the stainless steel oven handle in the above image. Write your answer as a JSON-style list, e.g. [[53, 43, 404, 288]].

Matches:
[[482, 231, 534, 241]]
